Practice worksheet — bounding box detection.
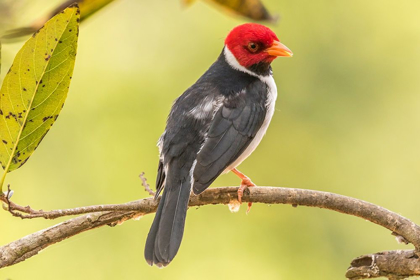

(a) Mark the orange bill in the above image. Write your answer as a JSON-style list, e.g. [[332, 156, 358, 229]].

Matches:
[[266, 40, 293, 57]]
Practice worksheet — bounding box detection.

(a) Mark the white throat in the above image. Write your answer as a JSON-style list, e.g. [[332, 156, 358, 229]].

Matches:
[[223, 46, 276, 88], [223, 47, 262, 77]]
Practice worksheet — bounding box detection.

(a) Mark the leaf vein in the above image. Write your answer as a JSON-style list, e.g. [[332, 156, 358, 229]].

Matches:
[[19, 91, 68, 154], [0, 7, 77, 176], [18, 48, 27, 111], [44, 56, 70, 75], [20, 65, 72, 140]]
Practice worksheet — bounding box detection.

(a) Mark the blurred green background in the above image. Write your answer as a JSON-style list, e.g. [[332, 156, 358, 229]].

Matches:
[[1, 0, 420, 279]]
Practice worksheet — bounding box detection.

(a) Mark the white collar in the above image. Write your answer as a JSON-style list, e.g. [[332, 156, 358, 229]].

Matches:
[[223, 46, 270, 82]]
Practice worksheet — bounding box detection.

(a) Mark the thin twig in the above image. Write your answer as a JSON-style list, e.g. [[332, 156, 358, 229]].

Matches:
[[1, 186, 420, 279], [1, 185, 29, 218], [139, 172, 155, 196], [0, 197, 144, 219]]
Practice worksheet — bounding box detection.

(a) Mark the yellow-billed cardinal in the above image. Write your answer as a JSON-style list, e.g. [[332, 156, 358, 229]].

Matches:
[[145, 23, 292, 267]]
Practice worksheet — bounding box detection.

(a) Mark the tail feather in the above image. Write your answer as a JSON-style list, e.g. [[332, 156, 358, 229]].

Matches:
[[144, 192, 166, 266], [144, 178, 191, 267]]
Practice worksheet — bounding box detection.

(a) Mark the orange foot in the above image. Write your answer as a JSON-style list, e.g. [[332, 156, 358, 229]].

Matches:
[[231, 168, 255, 213]]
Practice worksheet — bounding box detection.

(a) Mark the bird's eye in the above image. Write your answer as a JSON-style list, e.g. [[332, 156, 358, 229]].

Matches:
[[247, 42, 259, 53]]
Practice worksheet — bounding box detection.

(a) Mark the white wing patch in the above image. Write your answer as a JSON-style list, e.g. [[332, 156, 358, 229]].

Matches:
[[157, 132, 165, 160], [188, 95, 224, 120]]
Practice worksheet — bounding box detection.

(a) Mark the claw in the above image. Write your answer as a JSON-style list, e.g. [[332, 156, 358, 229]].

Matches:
[[231, 168, 256, 213]]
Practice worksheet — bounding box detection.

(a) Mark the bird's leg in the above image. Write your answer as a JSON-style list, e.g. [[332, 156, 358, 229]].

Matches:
[[231, 168, 255, 212]]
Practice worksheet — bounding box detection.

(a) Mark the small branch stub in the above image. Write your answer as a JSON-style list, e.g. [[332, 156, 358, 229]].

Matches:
[[346, 250, 420, 279], [139, 172, 155, 197]]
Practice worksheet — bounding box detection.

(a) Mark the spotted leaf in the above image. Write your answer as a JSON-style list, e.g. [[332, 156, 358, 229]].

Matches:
[[0, 5, 80, 185], [3, 0, 114, 40], [42, 0, 115, 26]]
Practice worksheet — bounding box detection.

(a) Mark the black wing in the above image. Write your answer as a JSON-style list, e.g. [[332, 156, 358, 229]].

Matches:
[[154, 160, 166, 199], [192, 84, 267, 195]]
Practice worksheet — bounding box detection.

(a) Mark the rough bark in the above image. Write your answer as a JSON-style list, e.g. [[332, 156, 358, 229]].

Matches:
[[346, 250, 420, 279], [1, 186, 420, 279]]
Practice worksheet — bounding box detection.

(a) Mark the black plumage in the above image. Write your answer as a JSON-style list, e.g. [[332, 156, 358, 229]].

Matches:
[[193, 82, 267, 193], [144, 49, 270, 267]]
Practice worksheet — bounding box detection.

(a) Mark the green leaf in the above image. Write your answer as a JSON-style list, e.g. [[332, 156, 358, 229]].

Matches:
[[42, 0, 116, 26], [3, 0, 115, 40], [0, 5, 80, 189]]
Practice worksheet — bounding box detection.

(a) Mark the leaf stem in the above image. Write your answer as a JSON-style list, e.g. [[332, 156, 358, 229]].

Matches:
[[0, 169, 6, 191]]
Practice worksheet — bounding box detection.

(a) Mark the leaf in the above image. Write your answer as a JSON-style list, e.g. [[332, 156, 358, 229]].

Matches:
[[181, 0, 196, 6], [77, 0, 116, 21], [40, 0, 115, 24], [0, 4, 80, 189], [2, 0, 114, 40], [188, 0, 277, 22]]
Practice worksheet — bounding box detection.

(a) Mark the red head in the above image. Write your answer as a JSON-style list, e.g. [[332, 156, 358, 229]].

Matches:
[[225, 23, 292, 69]]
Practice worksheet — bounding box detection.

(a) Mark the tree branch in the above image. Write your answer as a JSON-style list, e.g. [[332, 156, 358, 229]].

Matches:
[[346, 250, 420, 279], [1, 186, 420, 279]]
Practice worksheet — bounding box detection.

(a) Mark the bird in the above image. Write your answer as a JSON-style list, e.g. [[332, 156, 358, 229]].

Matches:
[[144, 23, 292, 267]]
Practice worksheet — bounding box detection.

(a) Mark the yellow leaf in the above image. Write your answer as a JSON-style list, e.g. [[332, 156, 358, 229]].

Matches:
[[197, 0, 276, 22], [0, 5, 80, 189], [3, 0, 114, 40], [181, 0, 196, 6], [78, 0, 116, 21], [42, 0, 116, 23]]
